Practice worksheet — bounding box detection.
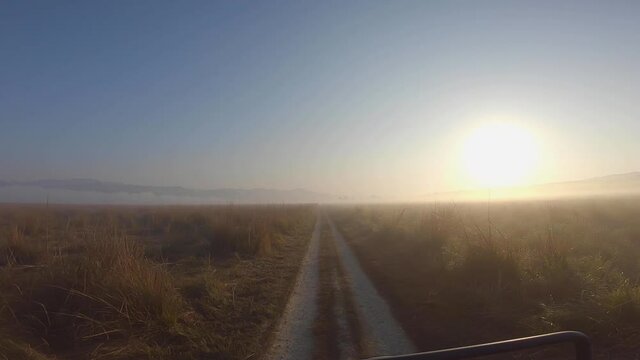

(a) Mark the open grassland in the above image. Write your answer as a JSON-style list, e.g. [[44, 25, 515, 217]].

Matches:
[[0, 204, 315, 360], [330, 198, 640, 358]]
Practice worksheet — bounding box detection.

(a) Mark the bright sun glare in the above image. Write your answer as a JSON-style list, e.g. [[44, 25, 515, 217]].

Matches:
[[463, 122, 538, 188]]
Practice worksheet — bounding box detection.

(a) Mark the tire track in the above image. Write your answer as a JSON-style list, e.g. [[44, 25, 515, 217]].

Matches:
[[315, 224, 358, 360], [313, 225, 340, 360], [328, 216, 416, 357], [267, 213, 415, 360], [267, 214, 321, 360]]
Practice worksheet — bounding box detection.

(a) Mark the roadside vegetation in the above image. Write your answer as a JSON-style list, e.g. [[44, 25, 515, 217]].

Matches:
[[0, 204, 315, 359], [331, 198, 640, 358]]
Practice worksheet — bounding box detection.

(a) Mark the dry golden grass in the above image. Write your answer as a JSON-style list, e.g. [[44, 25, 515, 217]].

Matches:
[[330, 198, 640, 358], [0, 204, 315, 359]]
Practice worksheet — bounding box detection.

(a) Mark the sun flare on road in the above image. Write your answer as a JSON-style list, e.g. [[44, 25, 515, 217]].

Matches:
[[462, 122, 539, 188]]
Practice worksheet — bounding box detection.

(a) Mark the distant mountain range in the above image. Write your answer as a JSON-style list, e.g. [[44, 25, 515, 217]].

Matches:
[[426, 172, 640, 202], [0, 179, 336, 204], [2, 172, 640, 205]]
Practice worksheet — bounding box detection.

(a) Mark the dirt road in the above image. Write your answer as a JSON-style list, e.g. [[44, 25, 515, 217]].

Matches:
[[267, 215, 322, 360], [267, 213, 415, 360]]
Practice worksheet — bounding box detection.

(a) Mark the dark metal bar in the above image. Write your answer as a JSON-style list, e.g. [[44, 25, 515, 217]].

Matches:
[[366, 331, 591, 360]]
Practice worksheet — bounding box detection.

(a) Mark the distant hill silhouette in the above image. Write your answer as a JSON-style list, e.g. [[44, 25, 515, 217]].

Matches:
[[3, 172, 640, 205], [0, 178, 335, 204], [426, 172, 640, 202]]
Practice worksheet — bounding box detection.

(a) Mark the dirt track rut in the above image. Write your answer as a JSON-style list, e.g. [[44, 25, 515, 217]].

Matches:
[[267, 213, 415, 360]]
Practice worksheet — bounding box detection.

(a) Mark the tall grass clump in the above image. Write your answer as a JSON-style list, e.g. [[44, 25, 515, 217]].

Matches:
[[1, 230, 191, 358], [157, 206, 311, 260]]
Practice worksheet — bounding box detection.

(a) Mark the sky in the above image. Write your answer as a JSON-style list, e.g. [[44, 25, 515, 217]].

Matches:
[[2, 1, 640, 200]]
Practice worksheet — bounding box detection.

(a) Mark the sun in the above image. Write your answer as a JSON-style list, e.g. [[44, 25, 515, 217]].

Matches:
[[462, 122, 538, 188]]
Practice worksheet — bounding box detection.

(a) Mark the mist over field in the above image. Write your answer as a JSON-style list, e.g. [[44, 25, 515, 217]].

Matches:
[[425, 172, 640, 203], [0, 179, 335, 204], [3, 172, 640, 205]]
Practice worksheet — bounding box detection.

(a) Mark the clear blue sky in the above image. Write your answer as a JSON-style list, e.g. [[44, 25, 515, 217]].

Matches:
[[2, 1, 639, 198]]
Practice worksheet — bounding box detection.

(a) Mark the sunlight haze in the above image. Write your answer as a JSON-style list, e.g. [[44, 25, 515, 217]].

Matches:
[[4, 3, 640, 358], [462, 122, 539, 188], [2, 1, 640, 201]]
